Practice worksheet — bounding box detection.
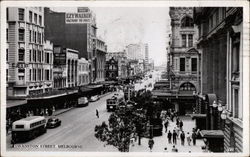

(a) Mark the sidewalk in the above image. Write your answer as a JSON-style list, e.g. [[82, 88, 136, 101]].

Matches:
[[129, 116, 205, 152]]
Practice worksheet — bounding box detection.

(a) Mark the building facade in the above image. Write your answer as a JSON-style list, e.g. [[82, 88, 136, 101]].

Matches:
[[194, 7, 243, 152], [44, 7, 97, 83], [78, 58, 89, 86], [94, 38, 107, 83], [6, 7, 54, 97], [105, 57, 118, 81], [106, 51, 128, 79], [125, 43, 145, 60], [54, 46, 78, 88], [167, 7, 200, 115]]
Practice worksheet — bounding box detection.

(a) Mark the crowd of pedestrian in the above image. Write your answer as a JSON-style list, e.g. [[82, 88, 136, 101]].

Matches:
[[160, 109, 200, 152]]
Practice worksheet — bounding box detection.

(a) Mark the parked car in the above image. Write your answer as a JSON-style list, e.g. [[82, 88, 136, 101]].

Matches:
[[77, 97, 89, 107], [46, 117, 61, 128], [89, 95, 100, 102]]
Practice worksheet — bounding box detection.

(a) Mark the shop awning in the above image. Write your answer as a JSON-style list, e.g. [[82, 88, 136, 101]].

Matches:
[[188, 113, 207, 118], [200, 130, 224, 138], [7, 99, 27, 108], [87, 84, 103, 89], [205, 94, 217, 106], [79, 87, 93, 92]]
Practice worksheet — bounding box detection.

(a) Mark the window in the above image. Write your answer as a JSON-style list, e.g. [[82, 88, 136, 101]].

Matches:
[[234, 89, 239, 118], [39, 15, 42, 25], [34, 31, 37, 43], [6, 49, 8, 61], [6, 29, 8, 41], [6, 8, 9, 21], [191, 58, 197, 72], [180, 58, 185, 72], [45, 69, 50, 81], [188, 34, 193, 47], [34, 13, 37, 24], [209, 16, 213, 30], [29, 11, 32, 23], [18, 69, 25, 81], [6, 69, 8, 81], [18, 29, 25, 41], [181, 16, 194, 27], [231, 35, 240, 74], [29, 30, 32, 42], [18, 8, 24, 21], [18, 49, 25, 61], [182, 34, 186, 47], [29, 69, 32, 81], [45, 52, 49, 64]]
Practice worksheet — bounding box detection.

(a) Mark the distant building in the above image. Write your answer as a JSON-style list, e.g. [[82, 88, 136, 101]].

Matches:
[[144, 44, 149, 71], [6, 7, 54, 97], [125, 43, 145, 60], [106, 51, 128, 79], [105, 57, 118, 81]]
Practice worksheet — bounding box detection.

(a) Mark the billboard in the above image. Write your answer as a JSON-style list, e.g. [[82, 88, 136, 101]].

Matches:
[[65, 13, 91, 24]]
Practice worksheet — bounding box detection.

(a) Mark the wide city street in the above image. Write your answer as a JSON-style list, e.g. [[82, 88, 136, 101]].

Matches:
[[7, 92, 118, 152]]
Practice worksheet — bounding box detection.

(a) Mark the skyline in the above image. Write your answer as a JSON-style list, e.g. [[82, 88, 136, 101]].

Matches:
[[51, 7, 170, 66]]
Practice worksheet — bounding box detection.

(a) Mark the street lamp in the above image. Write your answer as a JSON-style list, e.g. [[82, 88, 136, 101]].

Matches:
[[212, 100, 218, 108], [217, 102, 223, 112], [220, 110, 227, 120]]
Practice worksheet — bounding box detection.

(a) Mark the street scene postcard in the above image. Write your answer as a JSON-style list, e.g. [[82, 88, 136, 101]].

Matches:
[[0, 0, 249, 157]]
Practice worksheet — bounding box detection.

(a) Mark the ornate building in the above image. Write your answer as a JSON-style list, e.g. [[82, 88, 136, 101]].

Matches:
[[194, 7, 243, 152], [167, 7, 201, 115]]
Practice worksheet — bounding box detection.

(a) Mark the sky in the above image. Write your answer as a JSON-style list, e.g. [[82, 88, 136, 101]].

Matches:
[[52, 7, 171, 66]]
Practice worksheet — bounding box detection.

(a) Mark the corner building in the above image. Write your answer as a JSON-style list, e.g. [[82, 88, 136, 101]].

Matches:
[[167, 7, 200, 115], [6, 7, 53, 97]]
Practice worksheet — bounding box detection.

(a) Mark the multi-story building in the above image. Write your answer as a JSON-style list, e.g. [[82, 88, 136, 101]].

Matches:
[[94, 38, 107, 83], [106, 51, 128, 79], [168, 7, 200, 114], [194, 7, 243, 152], [144, 44, 149, 71], [44, 7, 97, 83], [125, 43, 145, 60], [105, 57, 118, 81], [6, 7, 54, 97], [152, 7, 200, 115], [54, 46, 78, 88], [78, 58, 89, 86]]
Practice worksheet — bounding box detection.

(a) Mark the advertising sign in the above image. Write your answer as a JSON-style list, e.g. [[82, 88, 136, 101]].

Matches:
[[65, 13, 91, 24]]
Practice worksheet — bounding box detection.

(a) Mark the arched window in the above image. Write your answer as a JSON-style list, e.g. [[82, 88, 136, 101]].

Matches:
[[179, 82, 196, 91], [181, 16, 194, 27]]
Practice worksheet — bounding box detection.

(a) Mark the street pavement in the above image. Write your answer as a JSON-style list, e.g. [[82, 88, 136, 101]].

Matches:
[[6, 92, 119, 152], [129, 116, 205, 153]]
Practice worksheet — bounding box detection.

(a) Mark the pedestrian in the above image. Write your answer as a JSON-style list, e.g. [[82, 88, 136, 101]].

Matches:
[[148, 138, 154, 152], [192, 131, 197, 146], [11, 134, 16, 148], [167, 130, 172, 144], [164, 120, 169, 133], [96, 109, 99, 118], [179, 120, 183, 131], [171, 145, 178, 152], [180, 131, 185, 146], [187, 132, 191, 146], [176, 117, 180, 127], [173, 130, 177, 145]]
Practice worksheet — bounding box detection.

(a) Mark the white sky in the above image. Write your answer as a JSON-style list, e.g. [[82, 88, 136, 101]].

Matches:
[[52, 7, 171, 66]]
